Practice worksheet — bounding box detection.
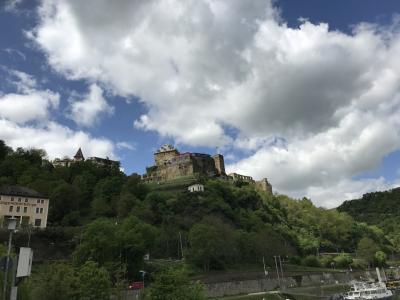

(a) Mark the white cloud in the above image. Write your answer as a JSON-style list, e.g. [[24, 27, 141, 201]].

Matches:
[[0, 70, 117, 161], [116, 141, 136, 151], [0, 119, 115, 159], [68, 83, 114, 127], [29, 0, 400, 206], [0, 69, 59, 124]]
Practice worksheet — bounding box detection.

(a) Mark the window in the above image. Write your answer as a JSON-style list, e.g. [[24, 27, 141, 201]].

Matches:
[[18, 198, 21, 202], [11, 197, 14, 201], [9, 206, 13, 212], [40, 208, 43, 214], [34, 219, 41, 227], [23, 207, 27, 213], [41, 199, 44, 204], [16, 206, 20, 213], [36, 207, 39, 214], [37, 199, 40, 204], [25, 198, 28, 203]]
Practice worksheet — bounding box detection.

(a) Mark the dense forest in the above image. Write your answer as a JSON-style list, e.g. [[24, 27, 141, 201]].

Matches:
[[338, 188, 400, 254], [0, 140, 396, 299]]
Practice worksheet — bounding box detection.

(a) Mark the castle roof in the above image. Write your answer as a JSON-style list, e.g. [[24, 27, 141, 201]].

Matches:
[[74, 148, 84, 160], [0, 185, 46, 199]]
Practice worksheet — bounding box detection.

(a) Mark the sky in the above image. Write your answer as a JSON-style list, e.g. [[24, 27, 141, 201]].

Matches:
[[1, 0, 400, 208]]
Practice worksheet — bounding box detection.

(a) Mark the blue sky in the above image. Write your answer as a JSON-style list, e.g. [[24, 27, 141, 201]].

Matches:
[[1, 0, 400, 207]]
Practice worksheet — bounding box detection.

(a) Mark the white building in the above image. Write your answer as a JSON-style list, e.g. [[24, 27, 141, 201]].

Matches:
[[0, 186, 49, 228], [188, 184, 205, 193]]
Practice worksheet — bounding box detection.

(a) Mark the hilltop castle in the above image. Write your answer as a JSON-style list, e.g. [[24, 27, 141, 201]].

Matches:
[[142, 145, 273, 194], [142, 145, 226, 183], [52, 148, 120, 169]]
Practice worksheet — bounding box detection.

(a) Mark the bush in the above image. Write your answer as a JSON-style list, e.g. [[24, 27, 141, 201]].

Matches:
[[351, 258, 368, 270], [302, 255, 321, 267], [289, 255, 301, 265], [333, 254, 353, 268], [374, 251, 387, 267], [319, 256, 334, 268]]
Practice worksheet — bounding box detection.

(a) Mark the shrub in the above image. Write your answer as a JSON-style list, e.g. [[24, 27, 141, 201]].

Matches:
[[289, 255, 301, 265], [351, 258, 368, 270], [302, 255, 321, 267], [319, 255, 334, 268], [374, 251, 387, 267], [333, 254, 353, 268]]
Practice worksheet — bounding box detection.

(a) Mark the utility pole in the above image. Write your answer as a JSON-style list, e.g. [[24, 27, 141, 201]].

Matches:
[[179, 232, 184, 260], [278, 255, 284, 289], [3, 218, 17, 300], [262, 256, 268, 278], [273, 256, 281, 288], [278, 255, 284, 278]]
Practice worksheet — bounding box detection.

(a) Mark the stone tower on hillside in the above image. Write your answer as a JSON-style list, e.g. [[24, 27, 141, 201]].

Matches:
[[213, 154, 226, 175]]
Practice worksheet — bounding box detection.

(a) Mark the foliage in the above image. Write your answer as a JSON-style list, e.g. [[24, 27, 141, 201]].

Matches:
[[301, 255, 321, 267], [374, 251, 387, 267], [357, 237, 380, 265], [27, 261, 111, 300], [188, 217, 238, 271], [74, 216, 157, 276], [333, 254, 353, 268], [148, 267, 205, 300]]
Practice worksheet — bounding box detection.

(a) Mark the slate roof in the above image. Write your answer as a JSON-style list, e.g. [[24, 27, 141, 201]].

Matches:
[[0, 185, 46, 199], [74, 147, 84, 160]]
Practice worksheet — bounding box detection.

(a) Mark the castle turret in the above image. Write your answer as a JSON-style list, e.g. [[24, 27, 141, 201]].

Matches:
[[154, 144, 179, 166], [73, 148, 85, 162], [213, 154, 226, 175], [255, 178, 273, 195]]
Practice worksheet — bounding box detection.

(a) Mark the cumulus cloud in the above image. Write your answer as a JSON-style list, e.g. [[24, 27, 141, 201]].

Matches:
[[68, 83, 114, 127], [29, 0, 400, 206], [0, 70, 117, 160], [0, 119, 115, 159], [116, 141, 136, 151], [0, 69, 59, 123]]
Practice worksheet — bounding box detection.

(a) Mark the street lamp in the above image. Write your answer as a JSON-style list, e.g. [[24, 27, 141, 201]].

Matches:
[[2, 217, 17, 300], [139, 270, 146, 299]]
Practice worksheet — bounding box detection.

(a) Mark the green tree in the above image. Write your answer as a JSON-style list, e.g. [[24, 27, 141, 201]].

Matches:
[[72, 261, 111, 300], [188, 217, 238, 271], [149, 267, 205, 300], [374, 251, 387, 267], [49, 182, 82, 225], [30, 263, 75, 300], [357, 237, 380, 265], [0, 140, 12, 160], [74, 217, 157, 276]]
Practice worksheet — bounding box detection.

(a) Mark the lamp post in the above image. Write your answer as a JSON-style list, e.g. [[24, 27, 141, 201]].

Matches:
[[2, 217, 17, 300], [139, 270, 146, 299]]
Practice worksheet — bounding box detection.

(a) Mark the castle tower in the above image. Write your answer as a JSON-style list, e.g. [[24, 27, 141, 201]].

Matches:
[[74, 148, 85, 162], [154, 144, 179, 166], [256, 178, 273, 195], [213, 154, 226, 175]]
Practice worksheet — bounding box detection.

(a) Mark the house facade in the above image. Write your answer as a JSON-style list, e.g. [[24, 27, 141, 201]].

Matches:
[[0, 186, 49, 228]]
